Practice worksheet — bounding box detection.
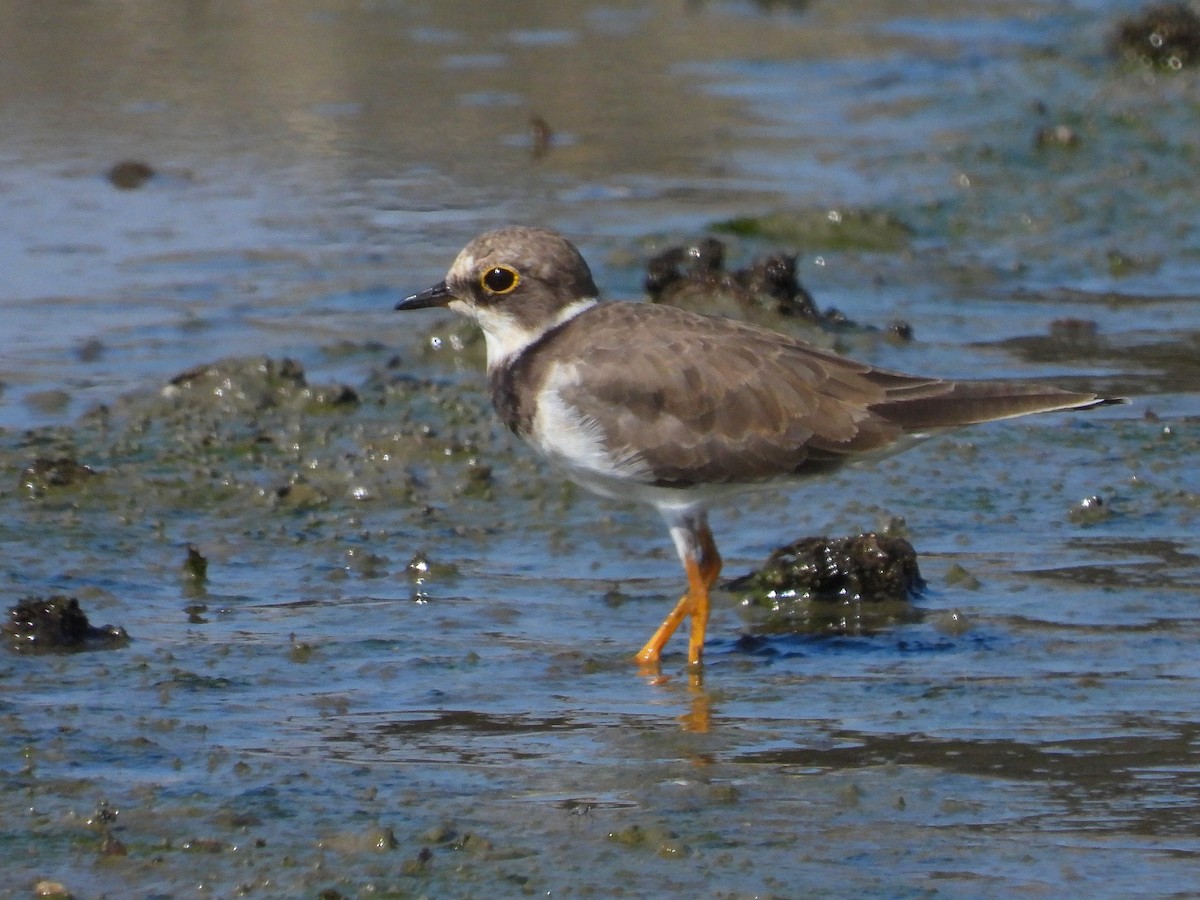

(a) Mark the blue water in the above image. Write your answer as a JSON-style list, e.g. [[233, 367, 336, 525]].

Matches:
[[2, 1, 1199, 896]]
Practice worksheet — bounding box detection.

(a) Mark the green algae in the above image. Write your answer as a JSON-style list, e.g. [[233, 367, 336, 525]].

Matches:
[[712, 208, 916, 252]]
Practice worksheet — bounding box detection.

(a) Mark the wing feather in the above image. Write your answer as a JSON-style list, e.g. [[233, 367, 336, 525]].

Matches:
[[547, 304, 892, 484], [529, 301, 1112, 487]]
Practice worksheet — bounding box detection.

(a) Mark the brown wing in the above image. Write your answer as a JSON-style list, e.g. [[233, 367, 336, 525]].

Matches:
[[543, 302, 1113, 487], [545, 303, 897, 485]]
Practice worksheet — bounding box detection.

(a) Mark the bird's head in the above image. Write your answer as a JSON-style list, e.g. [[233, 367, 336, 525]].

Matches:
[[397, 226, 600, 369]]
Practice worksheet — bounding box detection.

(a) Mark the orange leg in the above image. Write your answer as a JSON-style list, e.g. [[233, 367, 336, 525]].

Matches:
[[634, 514, 722, 669], [634, 560, 701, 669], [686, 525, 721, 667]]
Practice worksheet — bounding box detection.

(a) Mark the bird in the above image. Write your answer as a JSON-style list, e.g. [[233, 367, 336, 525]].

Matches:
[[396, 226, 1121, 669]]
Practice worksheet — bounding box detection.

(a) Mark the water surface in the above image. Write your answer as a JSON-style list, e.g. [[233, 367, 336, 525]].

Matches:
[[1, 1, 1198, 896]]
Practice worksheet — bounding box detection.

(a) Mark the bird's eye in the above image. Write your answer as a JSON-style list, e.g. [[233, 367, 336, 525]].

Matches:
[[480, 265, 520, 295]]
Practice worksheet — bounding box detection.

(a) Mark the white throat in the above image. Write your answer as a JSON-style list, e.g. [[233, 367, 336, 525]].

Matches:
[[459, 297, 599, 372]]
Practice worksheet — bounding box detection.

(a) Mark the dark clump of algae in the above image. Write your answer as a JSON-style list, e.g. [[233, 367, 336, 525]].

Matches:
[[728, 530, 926, 637], [1111, 2, 1200, 70], [4, 595, 129, 654]]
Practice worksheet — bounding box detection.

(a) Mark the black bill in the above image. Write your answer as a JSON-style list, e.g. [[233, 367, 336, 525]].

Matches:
[[395, 281, 453, 311]]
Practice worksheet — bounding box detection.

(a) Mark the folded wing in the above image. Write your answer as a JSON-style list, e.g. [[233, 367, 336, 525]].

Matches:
[[548, 303, 1113, 487]]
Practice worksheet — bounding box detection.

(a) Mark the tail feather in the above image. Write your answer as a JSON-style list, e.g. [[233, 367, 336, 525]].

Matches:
[[870, 380, 1125, 433]]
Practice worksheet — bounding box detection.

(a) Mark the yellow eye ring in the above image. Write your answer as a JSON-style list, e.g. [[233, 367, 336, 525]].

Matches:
[[481, 265, 520, 295]]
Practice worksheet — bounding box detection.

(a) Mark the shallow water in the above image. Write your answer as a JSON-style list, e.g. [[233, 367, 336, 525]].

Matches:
[[2, 1, 1199, 896]]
